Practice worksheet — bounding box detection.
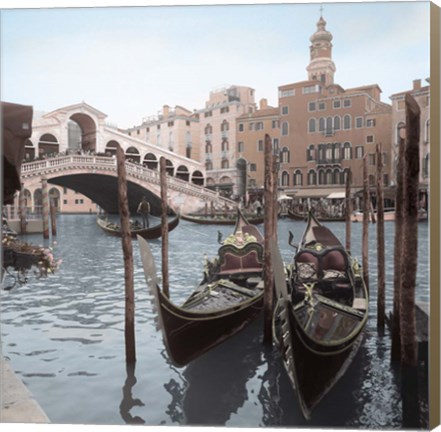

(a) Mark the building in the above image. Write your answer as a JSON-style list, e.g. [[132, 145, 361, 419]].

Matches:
[[390, 78, 430, 209], [199, 85, 257, 198], [277, 15, 392, 204], [126, 105, 201, 162]]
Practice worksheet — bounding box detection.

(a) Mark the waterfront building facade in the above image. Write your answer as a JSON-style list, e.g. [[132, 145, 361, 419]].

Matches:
[[277, 15, 392, 201], [390, 78, 430, 209]]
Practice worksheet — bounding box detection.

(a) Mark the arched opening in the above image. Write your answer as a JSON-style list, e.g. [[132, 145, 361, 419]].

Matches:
[[176, 165, 190, 182], [105, 140, 119, 156], [206, 177, 216, 187], [24, 189, 32, 209], [125, 146, 140, 163], [33, 188, 43, 212], [69, 113, 97, 153], [49, 187, 61, 210], [191, 170, 204, 186], [143, 153, 158, 170], [165, 159, 174, 176], [38, 133, 59, 157], [24, 139, 35, 161]]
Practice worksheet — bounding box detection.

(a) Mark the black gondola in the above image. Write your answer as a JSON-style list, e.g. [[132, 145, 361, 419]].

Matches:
[[138, 209, 265, 367], [272, 211, 368, 419], [181, 212, 264, 225]]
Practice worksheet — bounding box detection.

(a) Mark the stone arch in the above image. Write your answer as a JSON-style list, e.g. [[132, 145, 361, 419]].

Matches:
[[125, 146, 140, 163], [143, 152, 158, 170], [191, 170, 204, 186], [24, 139, 35, 161], [105, 140, 119, 156], [206, 177, 216, 186], [220, 175, 232, 185], [38, 133, 59, 157], [176, 165, 190, 182], [33, 188, 43, 211], [69, 112, 97, 153], [49, 187, 61, 209], [165, 159, 174, 176], [24, 189, 32, 208]]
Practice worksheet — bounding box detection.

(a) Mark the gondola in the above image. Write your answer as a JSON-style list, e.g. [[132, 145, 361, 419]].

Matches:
[[272, 211, 368, 420], [96, 214, 179, 240], [181, 212, 264, 225], [287, 209, 344, 222], [138, 209, 265, 367]]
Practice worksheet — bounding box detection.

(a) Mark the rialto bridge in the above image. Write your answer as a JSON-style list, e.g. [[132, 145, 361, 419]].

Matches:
[[17, 102, 235, 214]]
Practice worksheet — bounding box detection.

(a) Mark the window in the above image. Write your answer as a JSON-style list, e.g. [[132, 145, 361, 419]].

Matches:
[[221, 120, 229, 132], [318, 102, 326, 111], [137, 129, 140, 135], [146, 127, 150, 132], [281, 171, 289, 186], [355, 117, 363, 128], [366, 119, 376, 127], [256, 122, 264, 130], [308, 170, 317, 185], [157, 124, 161, 130], [205, 142, 212, 153], [396, 121, 405, 144], [326, 170, 333, 185], [238, 141, 244, 153], [282, 106, 289, 115], [326, 144, 333, 161], [206, 161, 213, 170], [249, 163, 256, 172], [307, 145, 315, 161], [281, 121, 289, 136], [204, 111, 213, 118], [423, 154, 429, 177], [249, 123, 255, 131], [205, 124, 212, 135], [221, 140, 229, 152], [369, 174, 375, 186], [319, 117, 325, 132], [343, 142, 352, 160], [303, 85, 320, 94], [334, 116, 341, 130], [325, 117, 333, 135], [309, 102, 316, 112], [425, 120, 430, 143], [273, 138, 279, 152], [308, 118, 316, 133], [272, 120, 279, 129], [257, 140, 264, 152], [343, 99, 351, 107], [220, 106, 230, 114], [279, 88, 295, 98], [369, 154, 376, 166], [238, 123, 244, 132], [168, 121, 174, 127], [318, 144, 326, 162], [280, 147, 290, 163], [383, 174, 389, 186], [333, 100, 341, 109], [221, 160, 229, 169], [343, 115, 351, 130], [319, 169, 326, 185], [294, 170, 303, 186], [63, 199, 68, 205], [186, 121, 190, 126], [355, 146, 364, 159], [366, 135, 374, 144]]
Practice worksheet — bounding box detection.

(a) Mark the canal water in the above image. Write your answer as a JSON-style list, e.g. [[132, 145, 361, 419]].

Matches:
[[1, 214, 430, 428]]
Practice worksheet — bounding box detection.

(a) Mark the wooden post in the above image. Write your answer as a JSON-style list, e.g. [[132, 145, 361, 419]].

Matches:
[[400, 93, 420, 368], [19, 183, 27, 234], [345, 169, 352, 253], [272, 152, 279, 242], [392, 125, 406, 361], [362, 155, 369, 292], [41, 177, 50, 239], [116, 144, 136, 364], [160, 157, 170, 298], [263, 133, 274, 344], [376, 143, 385, 330], [50, 199, 57, 237]]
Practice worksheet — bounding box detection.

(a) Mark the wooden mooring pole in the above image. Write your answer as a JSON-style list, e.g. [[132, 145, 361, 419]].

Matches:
[[345, 169, 352, 253], [42, 177, 50, 239], [362, 155, 369, 292], [400, 93, 420, 368], [263, 133, 274, 344], [376, 143, 385, 331], [50, 199, 57, 237], [160, 157, 170, 299], [116, 144, 136, 364]]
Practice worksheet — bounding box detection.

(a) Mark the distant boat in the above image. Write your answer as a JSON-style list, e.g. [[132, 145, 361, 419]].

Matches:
[[181, 212, 264, 225], [351, 208, 428, 222], [96, 214, 179, 240], [138, 209, 265, 367], [287, 209, 345, 222], [272, 211, 368, 419]]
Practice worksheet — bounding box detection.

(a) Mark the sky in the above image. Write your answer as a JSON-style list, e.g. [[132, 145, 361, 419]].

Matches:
[[0, 0, 432, 129]]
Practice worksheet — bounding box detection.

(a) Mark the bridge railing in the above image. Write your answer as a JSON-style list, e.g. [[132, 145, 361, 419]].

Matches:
[[21, 155, 236, 206]]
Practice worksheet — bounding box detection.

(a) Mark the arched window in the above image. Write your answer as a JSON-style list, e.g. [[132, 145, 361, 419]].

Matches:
[[205, 142, 212, 153], [143, 153, 158, 170], [318, 169, 326, 185], [343, 115, 351, 130], [281, 171, 290, 186], [280, 147, 290, 163], [334, 116, 341, 131], [326, 144, 333, 161], [205, 124, 212, 135], [38, 133, 59, 156], [293, 170, 303, 186], [334, 168, 341, 185], [423, 153, 429, 177], [308, 118, 316, 133], [221, 159, 229, 169], [308, 170, 317, 186], [307, 144, 315, 161], [319, 117, 325, 132], [343, 142, 352, 160], [221, 140, 229, 152], [281, 121, 289, 136], [326, 169, 333, 185], [326, 117, 333, 135], [221, 120, 229, 132], [206, 161, 213, 170]]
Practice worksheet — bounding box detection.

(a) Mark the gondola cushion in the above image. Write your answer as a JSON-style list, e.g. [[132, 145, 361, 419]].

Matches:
[[218, 243, 263, 275]]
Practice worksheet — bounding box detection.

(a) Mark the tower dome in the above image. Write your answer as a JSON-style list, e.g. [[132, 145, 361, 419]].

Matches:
[[310, 16, 333, 43]]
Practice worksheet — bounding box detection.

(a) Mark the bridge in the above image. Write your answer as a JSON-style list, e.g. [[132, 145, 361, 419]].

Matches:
[[20, 155, 235, 215]]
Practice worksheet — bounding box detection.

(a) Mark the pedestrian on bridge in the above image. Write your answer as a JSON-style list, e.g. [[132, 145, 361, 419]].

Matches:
[[137, 196, 151, 228]]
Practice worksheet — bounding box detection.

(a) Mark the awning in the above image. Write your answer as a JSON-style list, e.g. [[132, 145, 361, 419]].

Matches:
[[277, 194, 292, 201], [327, 191, 346, 199], [289, 188, 337, 198]]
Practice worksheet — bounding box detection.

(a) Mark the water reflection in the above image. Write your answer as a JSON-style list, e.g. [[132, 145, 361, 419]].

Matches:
[[119, 363, 146, 425]]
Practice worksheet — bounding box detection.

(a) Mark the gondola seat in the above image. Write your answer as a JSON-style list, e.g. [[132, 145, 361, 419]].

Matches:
[[218, 243, 263, 276]]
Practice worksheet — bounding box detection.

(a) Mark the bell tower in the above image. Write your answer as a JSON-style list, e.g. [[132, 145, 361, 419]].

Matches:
[[306, 13, 336, 87]]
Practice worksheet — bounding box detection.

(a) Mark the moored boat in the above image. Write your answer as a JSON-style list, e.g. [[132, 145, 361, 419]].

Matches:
[[181, 212, 264, 225], [138, 209, 265, 367], [351, 208, 428, 222], [287, 209, 344, 222], [272, 211, 368, 419], [96, 214, 179, 240]]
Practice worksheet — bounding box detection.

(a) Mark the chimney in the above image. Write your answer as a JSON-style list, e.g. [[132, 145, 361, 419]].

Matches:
[[259, 98, 268, 109], [413, 79, 421, 90], [163, 105, 170, 118]]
